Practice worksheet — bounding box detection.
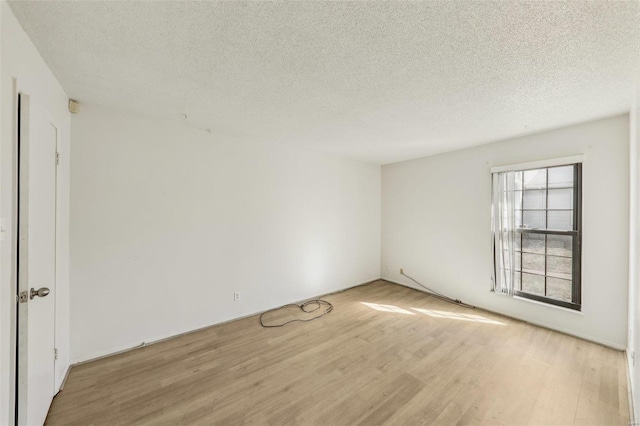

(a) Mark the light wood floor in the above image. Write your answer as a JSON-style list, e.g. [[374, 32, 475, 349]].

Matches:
[[46, 281, 630, 425]]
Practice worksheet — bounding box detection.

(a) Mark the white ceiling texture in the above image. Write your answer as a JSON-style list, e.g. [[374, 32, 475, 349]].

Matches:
[[9, 1, 640, 164]]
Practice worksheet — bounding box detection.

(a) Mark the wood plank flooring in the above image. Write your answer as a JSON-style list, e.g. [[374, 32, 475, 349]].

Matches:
[[45, 280, 630, 425]]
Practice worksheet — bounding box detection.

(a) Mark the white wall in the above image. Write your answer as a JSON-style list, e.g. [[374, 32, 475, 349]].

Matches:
[[0, 2, 71, 424], [628, 67, 640, 420], [70, 104, 381, 362], [382, 115, 629, 349]]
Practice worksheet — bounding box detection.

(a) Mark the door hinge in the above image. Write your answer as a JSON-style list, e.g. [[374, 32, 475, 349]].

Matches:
[[54, 348, 58, 361], [18, 291, 28, 303], [56, 152, 60, 166]]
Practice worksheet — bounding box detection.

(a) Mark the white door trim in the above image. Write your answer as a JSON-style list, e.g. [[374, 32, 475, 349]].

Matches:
[[16, 92, 59, 426], [4, 76, 20, 426]]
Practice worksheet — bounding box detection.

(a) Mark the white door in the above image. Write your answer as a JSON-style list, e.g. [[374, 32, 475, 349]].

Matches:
[[17, 94, 58, 426]]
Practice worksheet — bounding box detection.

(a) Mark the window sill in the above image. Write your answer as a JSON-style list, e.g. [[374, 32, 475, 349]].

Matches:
[[513, 294, 583, 315]]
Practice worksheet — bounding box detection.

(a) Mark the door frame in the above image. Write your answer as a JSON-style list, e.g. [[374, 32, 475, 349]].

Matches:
[[6, 77, 20, 426], [14, 90, 60, 425]]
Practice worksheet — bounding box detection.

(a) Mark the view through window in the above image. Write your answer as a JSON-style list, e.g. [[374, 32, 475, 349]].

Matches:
[[512, 164, 582, 310]]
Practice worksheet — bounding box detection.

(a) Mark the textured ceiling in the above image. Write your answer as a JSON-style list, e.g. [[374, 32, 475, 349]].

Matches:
[[8, 1, 640, 164]]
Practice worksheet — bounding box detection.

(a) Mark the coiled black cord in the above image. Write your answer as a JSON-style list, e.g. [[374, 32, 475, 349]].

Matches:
[[259, 299, 334, 328]]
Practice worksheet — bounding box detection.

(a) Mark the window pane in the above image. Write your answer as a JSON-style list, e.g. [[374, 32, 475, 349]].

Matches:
[[524, 169, 546, 190], [547, 235, 572, 257], [514, 190, 523, 209], [493, 164, 580, 309], [523, 190, 546, 210], [547, 255, 572, 280], [522, 273, 544, 296], [522, 233, 545, 254], [548, 188, 572, 210], [514, 171, 523, 190], [504, 270, 522, 290], [548, 166, 574, 189], [522, 253, 545, 275], [502, 250, 518, 271], [523, 211, 545, 229], [548, 210, 573, 230], [547, 277, 572, 302]]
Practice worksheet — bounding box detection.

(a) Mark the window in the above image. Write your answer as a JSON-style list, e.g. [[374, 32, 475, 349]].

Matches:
[[492, 160, 582, 311]]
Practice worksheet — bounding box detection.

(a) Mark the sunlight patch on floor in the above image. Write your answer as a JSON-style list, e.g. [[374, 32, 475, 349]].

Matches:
[[360, 302, 505, 325], [360, 302, 416, 315], [411, 308, 506, 325]]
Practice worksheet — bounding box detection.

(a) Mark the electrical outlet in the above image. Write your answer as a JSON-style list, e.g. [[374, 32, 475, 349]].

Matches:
[[234, 292, 240, 302]]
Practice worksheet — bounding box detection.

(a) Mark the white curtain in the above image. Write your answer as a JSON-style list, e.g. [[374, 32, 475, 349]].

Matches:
[[491, 171, 517, 296]]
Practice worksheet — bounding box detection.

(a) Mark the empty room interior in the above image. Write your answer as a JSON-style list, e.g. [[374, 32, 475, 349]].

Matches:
[[2, 1, 640, 425]]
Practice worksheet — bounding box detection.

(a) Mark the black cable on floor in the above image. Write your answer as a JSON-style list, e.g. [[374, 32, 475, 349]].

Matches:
[[401, 270, 476, 309], [259, 299, 334, 328]]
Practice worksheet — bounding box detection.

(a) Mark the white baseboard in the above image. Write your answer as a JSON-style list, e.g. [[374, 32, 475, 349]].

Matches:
[[57, 364, 72, 393], [71, 277, 383, 366], [381, 277, 626, 351], [627, 350, 637, 424]]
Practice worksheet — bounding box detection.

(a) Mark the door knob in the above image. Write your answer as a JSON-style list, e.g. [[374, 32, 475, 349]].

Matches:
[[30, 287, 50, 300]]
